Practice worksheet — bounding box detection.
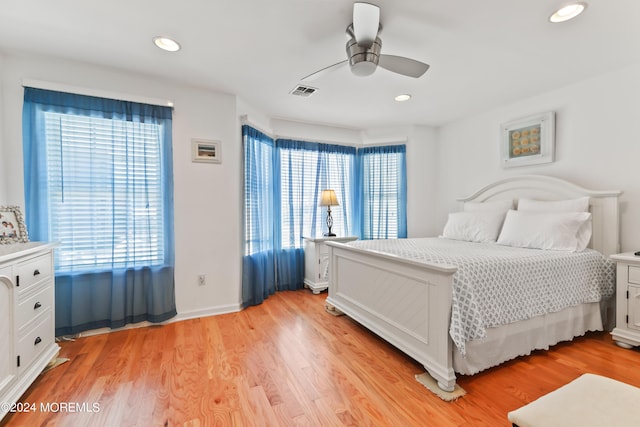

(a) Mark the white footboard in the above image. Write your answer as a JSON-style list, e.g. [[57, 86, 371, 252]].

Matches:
[[325, 242, 458, 391]]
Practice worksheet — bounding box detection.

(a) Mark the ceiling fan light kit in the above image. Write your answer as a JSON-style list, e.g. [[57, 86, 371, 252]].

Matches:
[[346, 32, 381, 77]]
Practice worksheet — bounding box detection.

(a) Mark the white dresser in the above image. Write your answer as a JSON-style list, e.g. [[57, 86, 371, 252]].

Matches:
[[0, 242, 59, 421], [610, 252, 640, 348], [303, 236, 357, 294]]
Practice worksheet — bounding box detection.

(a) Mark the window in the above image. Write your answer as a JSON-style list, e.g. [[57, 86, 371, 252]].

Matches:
[[276, 140, 356, 248], [23, 87, 176, 334], [241, 125, 406, 307], [358, 145, 407, 239], [43, 112, 166, 271], [243, 127, 275, 256]]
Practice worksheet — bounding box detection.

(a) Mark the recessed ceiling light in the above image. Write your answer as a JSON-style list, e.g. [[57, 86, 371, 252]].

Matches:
[[394, 94, 411, 102], [549, 2, 587, 23], [153, 36, 181, 52]]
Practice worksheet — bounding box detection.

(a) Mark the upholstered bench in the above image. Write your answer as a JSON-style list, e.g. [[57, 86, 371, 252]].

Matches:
[[508, 373, 640, 427]]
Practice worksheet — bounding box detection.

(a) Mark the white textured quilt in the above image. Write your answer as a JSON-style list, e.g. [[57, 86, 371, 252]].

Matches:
[[346, 238, 615, 355]]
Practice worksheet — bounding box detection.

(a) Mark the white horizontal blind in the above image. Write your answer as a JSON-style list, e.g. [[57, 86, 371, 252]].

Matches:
[[244, 135, 274, 256], [361, 150, 402, 239], [44, 112, 165, 271], [278, 148, 354, 248]]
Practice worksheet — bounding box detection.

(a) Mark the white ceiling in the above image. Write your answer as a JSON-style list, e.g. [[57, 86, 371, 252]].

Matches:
[[1, 0, 639, 129]]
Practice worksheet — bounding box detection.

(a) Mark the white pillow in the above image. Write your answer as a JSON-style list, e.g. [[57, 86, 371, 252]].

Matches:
[[517, 196, 592, 249], [517, 197, 590, 213], [497, 210, 592, 252], [464, 199, 513, 213], [441, 211, 506, 243]]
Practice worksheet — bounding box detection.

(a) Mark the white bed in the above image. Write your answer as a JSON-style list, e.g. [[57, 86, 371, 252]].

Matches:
[[325, 175, 621, 392]]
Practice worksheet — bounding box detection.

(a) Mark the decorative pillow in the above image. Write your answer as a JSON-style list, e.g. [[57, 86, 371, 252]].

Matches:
[[441, 211, 506, 243], [517, 196, 590, 213], [497, 210, 592, 251], [517, 196, 592, 249], [464, 199, 514, 213]]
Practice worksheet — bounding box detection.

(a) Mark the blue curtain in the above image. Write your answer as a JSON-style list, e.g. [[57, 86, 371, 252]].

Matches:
[[23, 87, 176, 335], [357, 144, 408, 239], [242, 126, 276, 306], [274, 139, 357, 290]]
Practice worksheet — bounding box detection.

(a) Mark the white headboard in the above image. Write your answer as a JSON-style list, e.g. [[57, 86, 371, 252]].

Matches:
[[457, 175, 622, 256]]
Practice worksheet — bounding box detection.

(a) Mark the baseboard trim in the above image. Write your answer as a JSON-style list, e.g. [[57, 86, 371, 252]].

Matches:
[[73, 303, 242, 338]]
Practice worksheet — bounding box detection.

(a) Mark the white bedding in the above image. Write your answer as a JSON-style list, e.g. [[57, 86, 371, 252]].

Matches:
[[346, 238, 615, 355]]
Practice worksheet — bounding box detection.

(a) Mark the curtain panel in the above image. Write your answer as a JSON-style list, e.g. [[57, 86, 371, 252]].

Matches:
[[23, 87, 176, 335], [242, 126, 277, 306]]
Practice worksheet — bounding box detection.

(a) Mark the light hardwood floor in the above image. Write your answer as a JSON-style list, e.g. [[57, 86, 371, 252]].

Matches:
[[2, 290, 640, 427]]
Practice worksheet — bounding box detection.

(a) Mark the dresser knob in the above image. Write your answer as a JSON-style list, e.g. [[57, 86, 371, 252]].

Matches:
[[34, 301, 42, 310], [33, 269, 41, 276], [34, 336, 42, 346]]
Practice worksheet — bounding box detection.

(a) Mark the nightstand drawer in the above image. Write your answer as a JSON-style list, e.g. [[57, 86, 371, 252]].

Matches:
[[16, 284, 53, 331], [15, 253, 52, 294], [629, 266, 640, 285]]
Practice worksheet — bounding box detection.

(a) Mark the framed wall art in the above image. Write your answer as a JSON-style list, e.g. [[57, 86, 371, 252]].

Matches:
[[501, 111, 555, 168], [192, 139, 221, 164], [0, 205, 29, 244]]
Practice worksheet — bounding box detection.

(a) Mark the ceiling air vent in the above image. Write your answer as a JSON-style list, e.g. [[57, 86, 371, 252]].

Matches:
[[290, 85, 318, 97]]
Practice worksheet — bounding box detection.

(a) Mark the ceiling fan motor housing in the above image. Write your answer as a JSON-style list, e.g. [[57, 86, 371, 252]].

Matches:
[[346, 37, 381, 76]]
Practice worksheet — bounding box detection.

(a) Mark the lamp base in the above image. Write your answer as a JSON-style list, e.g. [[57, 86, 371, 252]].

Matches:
[[324, 232, 336, 237]]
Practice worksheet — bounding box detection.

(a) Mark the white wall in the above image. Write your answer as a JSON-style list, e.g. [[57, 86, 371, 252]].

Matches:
[[0, 53, 7, 202], [0, 52, 243, 318], [436, 63, 640, 252], [406, 126, 439, 237], [272, 118, 361, 144]]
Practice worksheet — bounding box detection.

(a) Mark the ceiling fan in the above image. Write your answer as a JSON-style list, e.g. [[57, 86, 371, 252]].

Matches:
[[301, 2, 430, 81]]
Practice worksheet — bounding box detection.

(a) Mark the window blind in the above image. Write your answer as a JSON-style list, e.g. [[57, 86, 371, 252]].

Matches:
[[243, 129, 274, 256], [359, 145, 407, 239], [44, 112, 165, 271], [277, 141, 356, 249]]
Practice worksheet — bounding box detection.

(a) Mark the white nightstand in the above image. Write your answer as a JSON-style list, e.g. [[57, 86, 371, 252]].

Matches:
[[303, 236, 357, 294], [610, 252, 640, 348]]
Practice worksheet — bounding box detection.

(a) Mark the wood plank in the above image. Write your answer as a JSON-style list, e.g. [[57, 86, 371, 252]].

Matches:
[[3, 290, 640, 426]]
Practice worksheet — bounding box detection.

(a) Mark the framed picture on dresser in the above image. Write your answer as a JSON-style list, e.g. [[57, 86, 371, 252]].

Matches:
[[0, 205, 29, 244]]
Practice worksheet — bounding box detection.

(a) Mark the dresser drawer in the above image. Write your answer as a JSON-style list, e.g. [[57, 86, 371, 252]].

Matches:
[[629, 266, 640, 285], [16, 283, 53, 331], [15, 253, 52, 294], [16, 310, 53, 372]]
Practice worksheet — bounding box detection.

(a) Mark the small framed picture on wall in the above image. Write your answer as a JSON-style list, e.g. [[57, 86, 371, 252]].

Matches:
[[192, 139, 222, 164]]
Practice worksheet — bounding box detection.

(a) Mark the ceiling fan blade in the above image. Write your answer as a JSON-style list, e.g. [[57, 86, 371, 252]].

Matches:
[[353, 2, 380, 48], [301, 60, 348, 81], [378, 54, 430, 78]]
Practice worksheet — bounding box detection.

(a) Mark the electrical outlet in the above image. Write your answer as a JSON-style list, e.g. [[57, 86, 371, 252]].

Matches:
[[198, 274, 206, 286]]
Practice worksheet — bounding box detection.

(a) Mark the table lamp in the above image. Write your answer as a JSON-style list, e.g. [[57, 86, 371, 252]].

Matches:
[[320, 189, 339, 237]]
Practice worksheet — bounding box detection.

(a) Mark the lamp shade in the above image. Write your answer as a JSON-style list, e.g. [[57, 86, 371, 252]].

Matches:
[[320, 189, 339, 206]]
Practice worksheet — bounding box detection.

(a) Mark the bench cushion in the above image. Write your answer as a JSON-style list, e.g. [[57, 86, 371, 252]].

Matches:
[[508, 373, 640, 427]]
